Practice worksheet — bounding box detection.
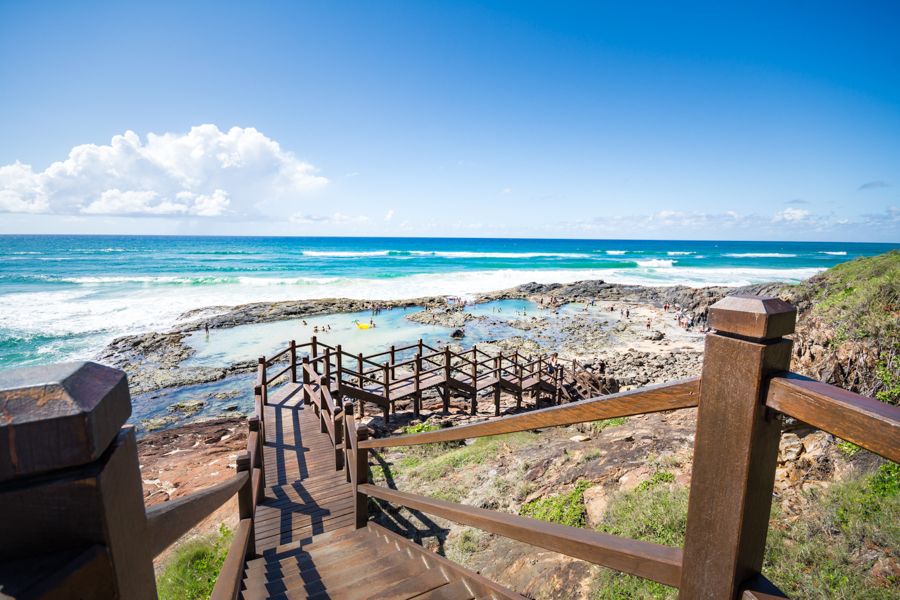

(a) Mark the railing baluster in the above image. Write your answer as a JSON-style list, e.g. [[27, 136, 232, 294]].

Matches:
[[679, 296, 796, 599], [289, 339, 297, 383]]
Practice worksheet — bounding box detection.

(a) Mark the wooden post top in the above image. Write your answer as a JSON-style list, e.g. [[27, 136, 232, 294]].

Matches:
[[708, 295, 796, 340], [0, 361, 131, 482]]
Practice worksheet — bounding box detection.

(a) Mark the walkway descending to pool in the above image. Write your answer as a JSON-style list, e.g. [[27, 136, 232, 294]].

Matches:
[[243, 381, 524, 599]]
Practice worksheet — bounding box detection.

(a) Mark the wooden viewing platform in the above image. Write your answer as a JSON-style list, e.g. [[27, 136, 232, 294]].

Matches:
[[0, 295, 898, 599]]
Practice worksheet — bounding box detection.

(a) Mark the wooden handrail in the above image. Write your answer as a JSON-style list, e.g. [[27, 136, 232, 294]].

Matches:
[[145, 471, 249, 557], [209, 518, 252, 600], [359, 484, 682, 586], [264, 344, 293, 365], [766, 373, 900, 463], [361, 377, 700, 449]]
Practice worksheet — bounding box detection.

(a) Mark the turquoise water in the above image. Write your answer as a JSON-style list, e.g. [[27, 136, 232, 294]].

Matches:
[[1, 235, 895, 369]]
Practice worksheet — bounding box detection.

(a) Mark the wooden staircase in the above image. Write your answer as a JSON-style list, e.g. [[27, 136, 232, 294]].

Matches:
[[241, 524, 519, 599], [244, 382, 523, 599]]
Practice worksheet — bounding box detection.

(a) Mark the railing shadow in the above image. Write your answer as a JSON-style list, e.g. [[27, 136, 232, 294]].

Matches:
[[370, 451, 449, 556]]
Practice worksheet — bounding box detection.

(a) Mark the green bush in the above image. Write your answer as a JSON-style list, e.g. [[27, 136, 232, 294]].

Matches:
[[520, 480, 592, 528], [765, 462, 900, 598], [157, 524, 232, 600], [591, 481, 689, 599], [591, 417, 628, 434]]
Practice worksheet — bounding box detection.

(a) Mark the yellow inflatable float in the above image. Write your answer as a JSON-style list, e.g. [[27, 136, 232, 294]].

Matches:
[[353, 320, 373, 330]]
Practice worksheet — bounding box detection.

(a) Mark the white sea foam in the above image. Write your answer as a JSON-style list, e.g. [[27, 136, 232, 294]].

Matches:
[[636, 259, 676, 267], [667, 251, 694, 256], [724, 253, 797, 258], [414, 251, 592, 259], [819, 251, 847, 256], [604, 250, 628, 255], [0, 265, 825, 367], [301, 250, 392, 257]]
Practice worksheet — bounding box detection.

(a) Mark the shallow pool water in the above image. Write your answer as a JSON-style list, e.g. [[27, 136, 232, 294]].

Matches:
[[134, 298, 601, 434], [183, 299, 548, 367]]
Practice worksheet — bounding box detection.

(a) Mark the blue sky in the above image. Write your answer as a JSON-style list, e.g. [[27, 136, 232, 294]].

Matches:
[[0, 1, 898, 241]]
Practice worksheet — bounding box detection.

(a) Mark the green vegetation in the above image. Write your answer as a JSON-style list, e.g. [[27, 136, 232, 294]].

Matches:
[[398, 421, 462, 457], [520, 480, 592, 527], [157, 524, 232, 600], [579, 448, 603, 464], [592, 477, 689, 599], [588, 462, 899, 599], [405, 432, 536, 481], [591, 417, 628, 434], [447, 528, 487, 564], [875, 353, 899, 405], [802, 250, 899, 346], [401, 422, 441, 434], [636, 470, 675, 492], [837, 440, 861, 457], [765, 462, 899, 598]]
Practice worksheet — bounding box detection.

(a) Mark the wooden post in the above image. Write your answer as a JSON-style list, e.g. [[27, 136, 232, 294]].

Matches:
[[333, 404, 344, 471], [443, 346, 451, 414], [302, 355, 311, 406], [248, 416, 265, 492], [418, 338, 423, 355], [289, 340, 297, 383], [494, 355, 502, 416], [324, 348, 332, 391], [257, 357, 268, 406], [537, 355, 544, 406], [679, 296, 796, 599], [343, 402, 354, 483], [470, 346, 478, 416], [414, 354, 422, 418], [336, 344, 344, 395], [236, 452, 256, 558], [354, 427, 372, 529], [515, 351, 523, 409], [556, 364, 563, 405], [390, 345, 396, 380], [358, 353, 365, 418], [311, 335, 318, 361], [383, 362, 391, 423], [0, 362, 156, 599]]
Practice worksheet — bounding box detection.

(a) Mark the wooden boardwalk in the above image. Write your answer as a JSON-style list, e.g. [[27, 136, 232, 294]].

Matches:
[[244, 382, 523, 599], [255, 383, 355, 553]]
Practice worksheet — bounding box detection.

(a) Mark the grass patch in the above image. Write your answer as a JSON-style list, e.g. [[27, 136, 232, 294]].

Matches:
[[801, 250, 898, 345], [397, 422, 462, 457], [764, 461, 900, 598], [591, 480, 689, 599], [157, 524, 232, 600], [837, 440, 861, 457], [409, 432, 536, 481], [875, 353, 899, 406], [591, 417, 628, 435], [579, 448, 603, 464], [447, 528, 487, 564], [520, 480, 592, 527]]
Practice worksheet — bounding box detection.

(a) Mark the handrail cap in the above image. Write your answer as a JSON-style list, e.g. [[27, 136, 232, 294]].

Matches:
[[0, 361, 131, 481], [709, 295, 796, 340]]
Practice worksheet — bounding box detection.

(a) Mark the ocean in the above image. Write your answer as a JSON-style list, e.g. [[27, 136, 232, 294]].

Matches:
[[0, 235, 895, 370]]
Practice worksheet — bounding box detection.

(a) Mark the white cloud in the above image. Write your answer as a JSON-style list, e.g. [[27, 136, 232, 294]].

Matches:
[[774, 207, 809, 222], [0, 125, 327, 218], [289, 211, 369, 225], [501, 187, 512, 194], [384, 209, 395, 221]]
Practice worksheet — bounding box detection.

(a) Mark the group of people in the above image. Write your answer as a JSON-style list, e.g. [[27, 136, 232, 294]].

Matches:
[[370, 303, 389, 316], [312, 323, 334, 333]]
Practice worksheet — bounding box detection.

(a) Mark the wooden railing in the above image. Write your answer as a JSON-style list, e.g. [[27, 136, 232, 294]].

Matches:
[[256, 334, 599, 425], [342, 296, 900, 600], [2, 295, 897, 599], [0, 361, 269, 599]]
